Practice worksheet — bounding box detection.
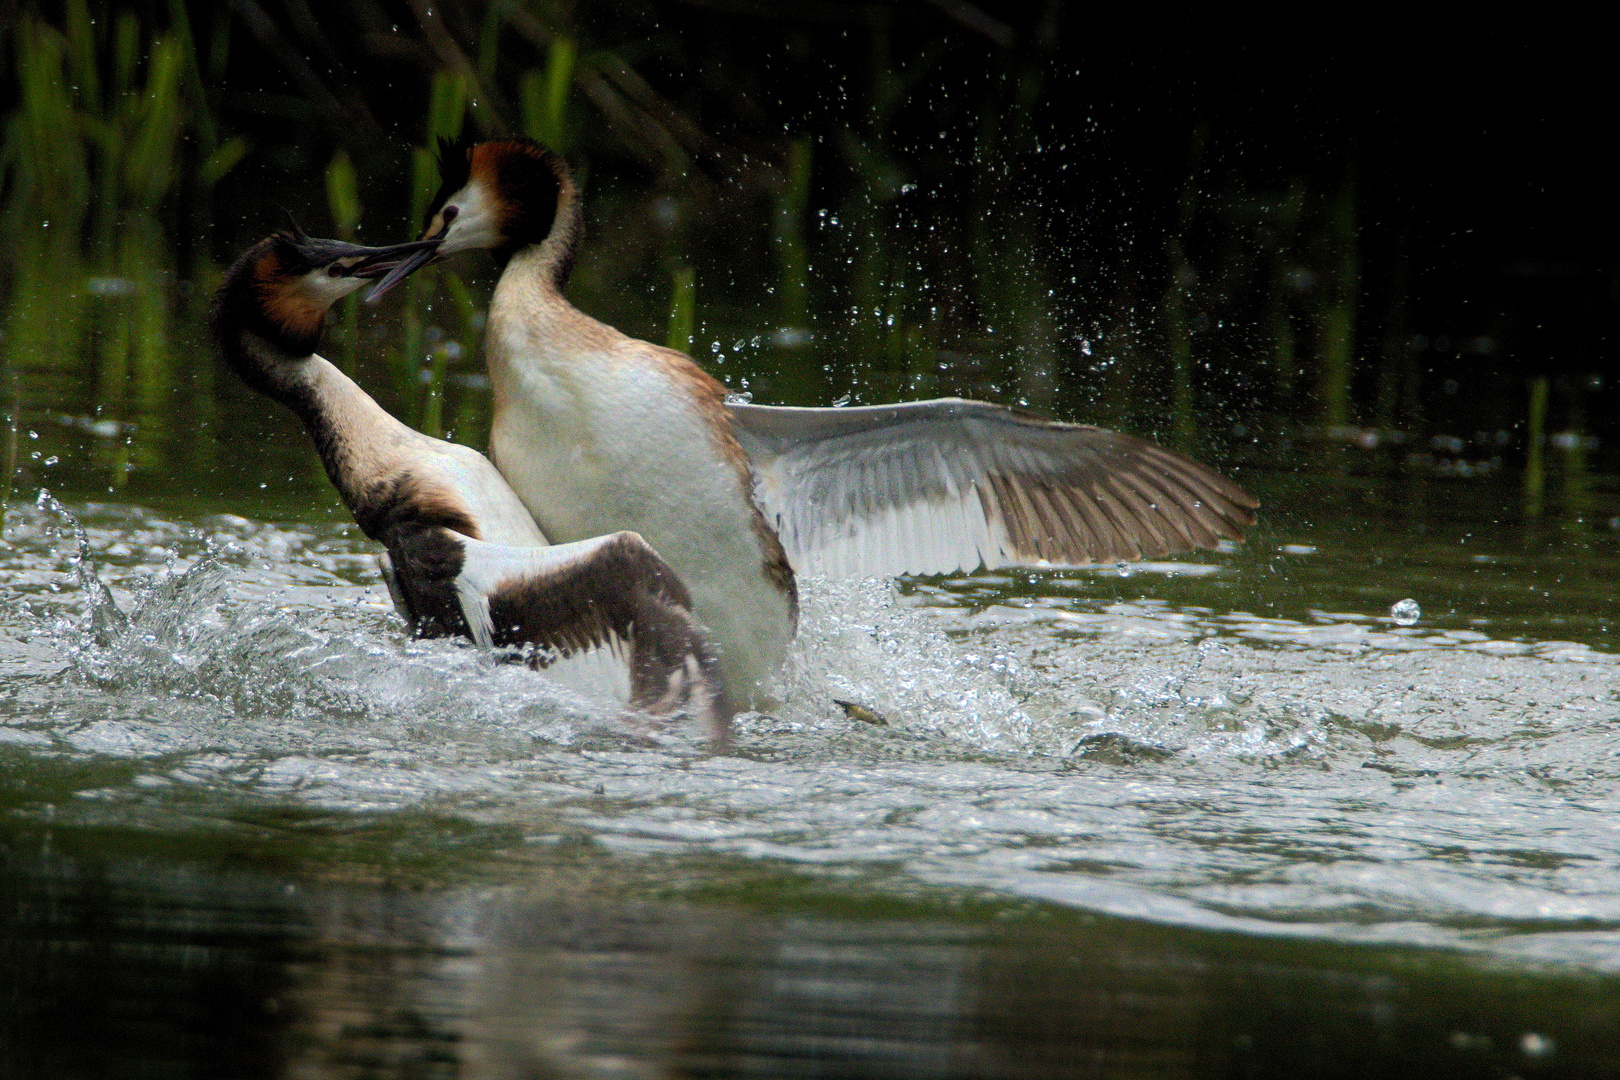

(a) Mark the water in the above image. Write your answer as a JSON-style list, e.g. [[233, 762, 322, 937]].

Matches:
[[5, 470, 1620, 1073], [5, 220, 1620, 1076], [6, 494, 1619, 965]]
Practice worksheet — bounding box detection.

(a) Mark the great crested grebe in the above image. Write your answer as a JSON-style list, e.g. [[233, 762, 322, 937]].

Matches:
[[369, 137, 1259, 709], [212, 226, 726, 733]]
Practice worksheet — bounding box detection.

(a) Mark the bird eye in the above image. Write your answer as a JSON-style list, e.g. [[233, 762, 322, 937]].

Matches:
[[442, 206, 459, 224]]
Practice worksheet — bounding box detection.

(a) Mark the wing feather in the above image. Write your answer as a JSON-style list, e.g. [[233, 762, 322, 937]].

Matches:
[[426, 532, 727, 733], [1048, 477, 1095, 560], [1102, 473, 1174, 555], [1111, 470, 1191, 551], [731, 398, 1258, 578]]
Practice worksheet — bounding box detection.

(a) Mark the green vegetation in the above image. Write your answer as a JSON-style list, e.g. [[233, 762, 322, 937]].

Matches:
[[1524, 375, 1548, 519], [2, 3, 245, 263], [666, 264, 695, 353], [522, 36, 577, 153], [324, 148, 362, 370], [0, 2, 1605, 511]]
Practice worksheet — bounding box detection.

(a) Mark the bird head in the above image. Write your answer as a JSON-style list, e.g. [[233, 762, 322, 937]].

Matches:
[[367, 136, 575, 301]]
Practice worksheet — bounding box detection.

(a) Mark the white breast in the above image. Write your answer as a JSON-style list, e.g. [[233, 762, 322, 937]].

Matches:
[[486, 323, 792, 707]]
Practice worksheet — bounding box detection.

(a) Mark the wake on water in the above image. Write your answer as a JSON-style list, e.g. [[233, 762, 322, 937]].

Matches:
[[10, 492, 1620, 970], [8, 490, 1038, 747], [10, 490, 1617, 772]]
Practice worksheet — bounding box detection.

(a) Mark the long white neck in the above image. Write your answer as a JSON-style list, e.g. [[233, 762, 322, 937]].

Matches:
[[232, 331, 420, 525], [495, 244, 570, 314], [484, 245, 619, 411]]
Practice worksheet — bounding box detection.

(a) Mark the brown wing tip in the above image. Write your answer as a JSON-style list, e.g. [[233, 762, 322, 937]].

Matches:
[[624, 586, 732, 742], [603, 531, 730, 738], [1132, 444, 1261, 534], [988, 438, 1260, 565]]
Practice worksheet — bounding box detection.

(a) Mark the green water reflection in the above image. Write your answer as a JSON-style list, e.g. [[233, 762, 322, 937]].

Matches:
[[4, 814, 1616, 1080], [3, 214, 1615, 654]]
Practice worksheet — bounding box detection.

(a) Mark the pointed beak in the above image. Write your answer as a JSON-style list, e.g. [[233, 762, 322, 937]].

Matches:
[[364, 242, 444, 302], [286, 233, 444, 279], [346, 237, 443, 277]]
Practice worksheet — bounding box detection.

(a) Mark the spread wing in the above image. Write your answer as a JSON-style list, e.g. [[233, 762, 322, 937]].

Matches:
[[727, 398, 1259, 579], [394, 530, 727, 736]]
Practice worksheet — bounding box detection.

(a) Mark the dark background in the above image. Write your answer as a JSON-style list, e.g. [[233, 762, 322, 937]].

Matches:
[[3, 4, 1614, 475]]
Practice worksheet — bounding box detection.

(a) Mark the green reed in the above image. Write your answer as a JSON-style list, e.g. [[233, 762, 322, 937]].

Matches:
[[1523, 376, 1548, 519], [0, 0, 1551, 492], [6, 16, 92, 230], [1, 0, 250, 480], [667, 265, 696, 353], [2, 5, 243, 258], [1, 392, 17, 528], [325, 150, 363, 371], [522, 36, 578, 153], [1560, 380, 1591, 532], [391, 70, 470, 436]]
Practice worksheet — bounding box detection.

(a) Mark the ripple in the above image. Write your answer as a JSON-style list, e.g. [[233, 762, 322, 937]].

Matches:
[[5, 500, 1620, 967]]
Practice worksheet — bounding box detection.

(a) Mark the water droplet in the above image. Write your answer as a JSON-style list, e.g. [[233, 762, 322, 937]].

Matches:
[[1389, 598, 1421, 626], [1519, 1032, 1555, 1059]]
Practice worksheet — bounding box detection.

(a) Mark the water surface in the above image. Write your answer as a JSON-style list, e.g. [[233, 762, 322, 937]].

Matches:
[[4, 233, 1620, 1075]]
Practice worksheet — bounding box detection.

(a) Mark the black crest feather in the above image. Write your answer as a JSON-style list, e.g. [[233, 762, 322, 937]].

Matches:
[[425, 130, 477, 230]]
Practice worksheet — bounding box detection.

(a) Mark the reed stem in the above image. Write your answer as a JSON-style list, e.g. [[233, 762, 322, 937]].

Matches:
[[523, 37, 577, 151], [667, 265, 696, 353], [776, 138, 813, 332], [1, 398, 18, 535], [326, 150, 363, 370], [1523, 375, 1548, 519]]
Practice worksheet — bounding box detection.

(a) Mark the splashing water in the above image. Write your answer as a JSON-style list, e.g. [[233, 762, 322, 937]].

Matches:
[[6, 500, 641, 792], [35, 488, 129, 647], [4, 497, 1620, 968]]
